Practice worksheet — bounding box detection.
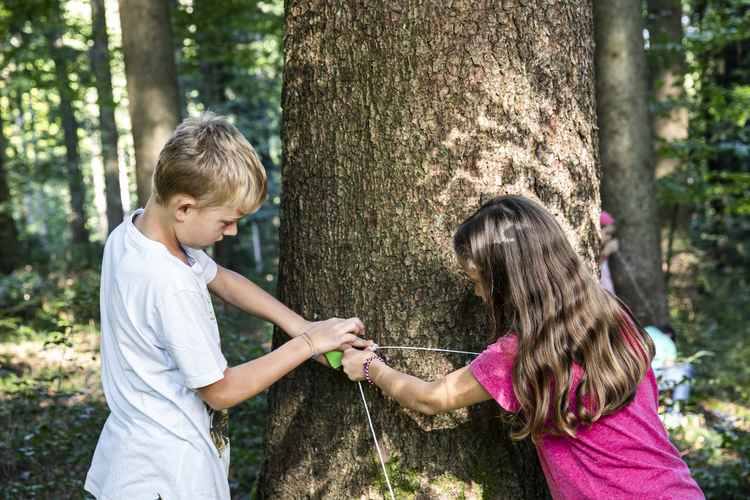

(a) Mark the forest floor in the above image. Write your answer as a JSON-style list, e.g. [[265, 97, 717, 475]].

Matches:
[[0, 304, 270, 500], [1, 320, 749, 499]]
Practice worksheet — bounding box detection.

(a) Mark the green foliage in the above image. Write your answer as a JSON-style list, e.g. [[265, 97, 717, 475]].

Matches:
[[0, 378, 107, 499], [670, 255, 750, 405], [0, 267, 100, 343], [670, 416, 750, 499], [1, 0, 285, 274], [654, 0, 750, 251]]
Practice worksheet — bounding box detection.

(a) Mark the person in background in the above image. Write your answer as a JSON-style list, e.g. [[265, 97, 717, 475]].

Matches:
[[646, 324, 695, 427], [600, 210, 618, 294]]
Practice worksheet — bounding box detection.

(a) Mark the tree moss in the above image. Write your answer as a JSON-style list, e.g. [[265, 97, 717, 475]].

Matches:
[[469, 450, 509, 500], [370, 454, 420, 499]]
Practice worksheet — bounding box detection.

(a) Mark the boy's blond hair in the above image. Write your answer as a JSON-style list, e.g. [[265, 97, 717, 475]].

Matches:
[[152, 111, 267, 214]]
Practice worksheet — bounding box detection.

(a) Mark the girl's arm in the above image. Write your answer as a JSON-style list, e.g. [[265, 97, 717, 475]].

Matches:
[[341, 348, 493, 415]]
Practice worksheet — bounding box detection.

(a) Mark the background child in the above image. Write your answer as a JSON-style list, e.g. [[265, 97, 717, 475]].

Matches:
[[647, 324, 696, 426], [85, 112, 369, 500], [342, 195, 703, 499]]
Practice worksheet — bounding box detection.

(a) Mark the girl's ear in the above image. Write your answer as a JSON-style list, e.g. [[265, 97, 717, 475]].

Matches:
[[172, 195, 198, 221]]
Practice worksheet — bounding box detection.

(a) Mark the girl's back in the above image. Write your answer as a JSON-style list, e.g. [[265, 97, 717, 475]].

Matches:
[[472, 333, 703, 499], [455, 195, 703, 498]]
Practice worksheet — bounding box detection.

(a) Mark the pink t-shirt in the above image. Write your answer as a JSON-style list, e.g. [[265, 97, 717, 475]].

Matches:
[[471, 334, 704, 500]]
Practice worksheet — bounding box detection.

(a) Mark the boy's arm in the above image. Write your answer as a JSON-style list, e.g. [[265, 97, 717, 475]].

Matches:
[[198, 318, 363, 410], [208, 265, 310, 337], [197, 336, 311, 410], [341, 349, 492, 415]]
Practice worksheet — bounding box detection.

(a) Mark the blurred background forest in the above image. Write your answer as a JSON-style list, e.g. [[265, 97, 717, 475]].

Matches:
[[0, 0, 748, 498]]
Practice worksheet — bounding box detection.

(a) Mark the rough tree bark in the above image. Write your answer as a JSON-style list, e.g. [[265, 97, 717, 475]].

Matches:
[[117, 0, 181, 207], [0, 103, 19, 275], [256, 0, 601, 498], [647, 0, 688, 180], [91, 0, 124, 234], [594, 0, 670, 325]]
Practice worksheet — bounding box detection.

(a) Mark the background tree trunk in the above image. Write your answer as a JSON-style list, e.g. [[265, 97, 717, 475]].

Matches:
[[0, 102, 19, 275], [51, 6, 89, 260], [257, 0, 601, 498], [117, 0, 182, 207], [91, 0, 124, 234], [647, 0, 688, 180], [594, 0, 670, 325]]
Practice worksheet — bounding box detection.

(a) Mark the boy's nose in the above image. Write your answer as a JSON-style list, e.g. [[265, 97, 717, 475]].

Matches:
[[223, 222, 238, 236]]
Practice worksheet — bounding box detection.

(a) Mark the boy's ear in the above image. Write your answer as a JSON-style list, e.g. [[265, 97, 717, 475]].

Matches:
[[172, 195, 198, 222]]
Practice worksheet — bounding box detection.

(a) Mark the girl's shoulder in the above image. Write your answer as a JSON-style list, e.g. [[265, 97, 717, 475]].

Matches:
[[471, 333, 520, 412], [484, 333, 519, 358]]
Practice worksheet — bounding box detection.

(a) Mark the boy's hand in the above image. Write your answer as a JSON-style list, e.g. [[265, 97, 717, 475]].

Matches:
[[304, 317, 370, 357], [341, 347, 377, 381]]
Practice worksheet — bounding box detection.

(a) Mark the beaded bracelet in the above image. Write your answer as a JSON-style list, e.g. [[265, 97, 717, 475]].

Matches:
[[363, 355, 386, 384], [300, 332, 317, 358]]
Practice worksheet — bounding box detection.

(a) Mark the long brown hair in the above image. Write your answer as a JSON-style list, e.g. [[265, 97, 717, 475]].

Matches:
[[454, 195, 654, 442]]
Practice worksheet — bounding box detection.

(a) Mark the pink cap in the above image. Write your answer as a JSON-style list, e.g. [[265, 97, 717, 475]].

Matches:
[[600, 210, 615, 227]]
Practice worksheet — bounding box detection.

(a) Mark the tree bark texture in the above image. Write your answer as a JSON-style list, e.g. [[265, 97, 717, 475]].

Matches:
[[257, 1, 601, 498], [647, 0, 687, 179], [594, 0, 669, 325], [117, 0, 182, 207], [51, 14, 89, 256], [91, 0, 125, 235], [0, 103, 19, 275]]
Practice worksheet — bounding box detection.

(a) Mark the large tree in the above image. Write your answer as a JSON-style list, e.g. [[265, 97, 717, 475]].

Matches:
[[257, 0, 601, 498], [594, 0, 670, 325], [117, 0, 181, 207]]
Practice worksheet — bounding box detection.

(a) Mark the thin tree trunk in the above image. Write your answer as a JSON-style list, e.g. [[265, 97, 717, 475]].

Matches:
[[91, 0, 124, 234], [257, 0, 601, 498], [648, 0, 688, 179], [51, 9, 90, 259], [117, 0, 182, 207], [594, 0, 670, 325], [0, 100, 19, 275]]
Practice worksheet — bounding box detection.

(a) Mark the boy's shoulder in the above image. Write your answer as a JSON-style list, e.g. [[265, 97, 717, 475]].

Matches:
[[104, 216, 215, 296]]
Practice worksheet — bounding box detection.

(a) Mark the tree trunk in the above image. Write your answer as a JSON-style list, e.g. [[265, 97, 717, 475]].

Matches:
[[594, 0, 669, 325], [0, 101, 19, 275], [117, 0, 182, 207], [51, 12, 90, 259], [91, 0, 125, 234], [647, 0, 688, 179], [257, 0, 601, 498]]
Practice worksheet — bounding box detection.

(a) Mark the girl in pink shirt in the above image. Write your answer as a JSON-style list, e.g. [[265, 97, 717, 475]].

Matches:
[[342, 195, 703, 499]]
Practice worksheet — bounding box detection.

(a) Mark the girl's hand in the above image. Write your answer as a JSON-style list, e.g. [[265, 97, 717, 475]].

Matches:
[[304, 317, 370, 356], [341, 347, 378, 381]]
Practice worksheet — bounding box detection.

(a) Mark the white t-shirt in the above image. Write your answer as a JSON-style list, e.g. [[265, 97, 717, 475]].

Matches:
[[85, 210, 231, 500]]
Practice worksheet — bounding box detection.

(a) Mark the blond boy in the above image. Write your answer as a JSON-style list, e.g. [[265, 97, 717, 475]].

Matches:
[[84, 112, 367, 499]]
